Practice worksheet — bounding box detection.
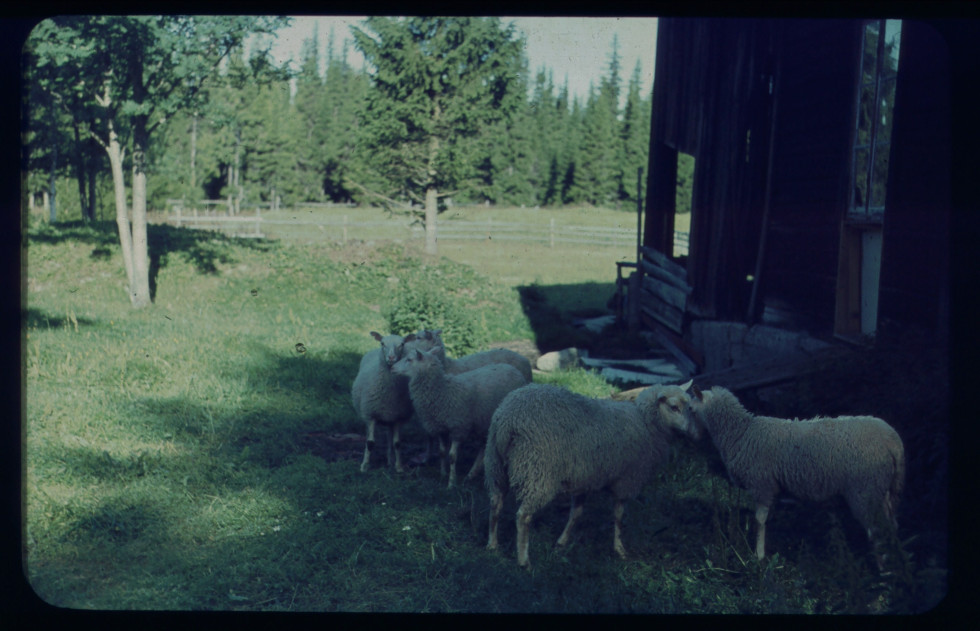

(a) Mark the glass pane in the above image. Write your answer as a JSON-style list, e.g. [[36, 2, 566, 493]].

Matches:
[[856, 83, 875, 145], [871, 143, 891, 209], [883, 19, 902, 77], [862, 22, 880, 84], [877, 77, 897, 144], [852, 147, 869, 211]]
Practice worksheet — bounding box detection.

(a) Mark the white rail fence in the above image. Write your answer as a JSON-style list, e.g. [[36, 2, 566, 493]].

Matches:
[[163, 211, 690, 256]]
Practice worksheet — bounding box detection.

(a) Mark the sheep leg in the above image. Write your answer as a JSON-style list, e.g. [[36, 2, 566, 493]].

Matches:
[[446, 440, 460, 489], [360, 419, 376, 473], [389, 423, 404, 473], [556, 495, 584, 547], [438, 435, 448, 477], [612, 499, 628, 559], [464, 444, 486, 481], [754, 504, 769, 560], [487, 488, 504, 551], [516, 503, 534, 569]]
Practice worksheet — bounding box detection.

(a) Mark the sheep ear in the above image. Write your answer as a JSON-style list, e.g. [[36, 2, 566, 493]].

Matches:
[[679, 379, 693, 392], [370, 331, 383, 342], [403, 333, 416, 343], [414, 349, 424, 360], [691, 384, 703, 401]]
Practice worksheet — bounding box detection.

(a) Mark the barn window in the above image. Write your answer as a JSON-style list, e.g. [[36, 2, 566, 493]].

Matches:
[[849, 19, 902, 221], [836, 19, 902, 342]]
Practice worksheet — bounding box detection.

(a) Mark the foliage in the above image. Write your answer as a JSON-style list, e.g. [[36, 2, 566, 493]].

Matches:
[[350, 18, 525, 210], [382, 262, 483, 357], [25, 17, 662, 219], [23, 223, 947, 613]]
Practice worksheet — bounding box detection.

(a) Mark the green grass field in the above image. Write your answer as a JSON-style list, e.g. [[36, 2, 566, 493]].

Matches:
[[22, 210, 944, 613]]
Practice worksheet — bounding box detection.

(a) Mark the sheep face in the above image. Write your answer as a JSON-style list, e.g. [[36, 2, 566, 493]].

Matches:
[[390, 345, 442, 378], [371, 331, 416, 367], [688, 384, 717, 425], [637, 380, 701, 441]]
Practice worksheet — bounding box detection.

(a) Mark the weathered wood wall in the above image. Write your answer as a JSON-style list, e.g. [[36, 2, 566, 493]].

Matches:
[[762, 20, 863, 333], [878, 20, 951, 334], [645, 18, 951, 339]]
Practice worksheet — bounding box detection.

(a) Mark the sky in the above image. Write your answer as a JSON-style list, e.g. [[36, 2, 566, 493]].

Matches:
[[266, 16, 658, 105]]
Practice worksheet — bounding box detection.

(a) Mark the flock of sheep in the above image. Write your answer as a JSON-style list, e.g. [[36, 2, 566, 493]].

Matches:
[[351, 330, 906, 570]]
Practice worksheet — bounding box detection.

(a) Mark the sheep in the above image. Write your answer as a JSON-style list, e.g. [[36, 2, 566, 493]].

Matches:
[[688, 385, 905, 569], [351, 331, 417, 473], [407, 329, 533, 463], [484, 381, 700, 568], [408, 329, 533, 383], [391, 345, 529, 489]]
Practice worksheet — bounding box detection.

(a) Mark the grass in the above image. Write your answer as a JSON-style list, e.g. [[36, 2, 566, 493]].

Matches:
[[22, 210, 947, 613]]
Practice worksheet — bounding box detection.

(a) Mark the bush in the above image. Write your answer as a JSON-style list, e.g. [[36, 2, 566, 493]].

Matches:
[[384, 282, 480, 358]]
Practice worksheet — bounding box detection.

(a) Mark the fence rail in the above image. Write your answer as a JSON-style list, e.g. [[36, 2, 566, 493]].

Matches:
[[161, 212, 690, 256]]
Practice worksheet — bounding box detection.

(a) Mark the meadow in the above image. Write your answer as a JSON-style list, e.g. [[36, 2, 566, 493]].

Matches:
[[22, 208, 946, 614]]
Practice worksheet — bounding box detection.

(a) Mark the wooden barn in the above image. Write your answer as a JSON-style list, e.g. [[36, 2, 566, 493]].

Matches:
[[623, 17, 951, 360]]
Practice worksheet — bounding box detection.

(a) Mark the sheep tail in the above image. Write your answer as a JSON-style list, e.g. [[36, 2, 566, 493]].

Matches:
[[484, 423, 511, 494], [884, 439, 906, 528]]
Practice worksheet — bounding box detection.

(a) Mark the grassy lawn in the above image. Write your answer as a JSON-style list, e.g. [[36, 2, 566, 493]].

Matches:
[[22, 211, 945, 613]]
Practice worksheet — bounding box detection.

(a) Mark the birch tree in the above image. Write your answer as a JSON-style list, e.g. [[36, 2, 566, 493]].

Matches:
[[26, 16, 289, 308]]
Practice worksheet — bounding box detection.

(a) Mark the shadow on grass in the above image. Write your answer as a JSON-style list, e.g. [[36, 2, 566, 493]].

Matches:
[[24, 307, 97, 330], [516, 281, 617, 353], [28, 220, 277, 302]]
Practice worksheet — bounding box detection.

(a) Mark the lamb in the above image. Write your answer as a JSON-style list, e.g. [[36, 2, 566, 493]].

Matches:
[[391, 345, 529, 489], [688, 385, 905, 568], [408, 329, 533, 383], [484, 381, 700, 568], [351, 331, 417, 473]]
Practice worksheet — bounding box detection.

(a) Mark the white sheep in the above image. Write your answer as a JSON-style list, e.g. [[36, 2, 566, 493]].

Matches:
[[351, 331, 417, 473], [409, 329, 533, 383], [391, 345, 529, 489], [688, 385, 905, 568], [485, 381, 700, 568]]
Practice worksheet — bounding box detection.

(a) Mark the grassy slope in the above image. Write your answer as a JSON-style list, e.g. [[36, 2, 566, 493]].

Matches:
[[23, 217, 942, 613]]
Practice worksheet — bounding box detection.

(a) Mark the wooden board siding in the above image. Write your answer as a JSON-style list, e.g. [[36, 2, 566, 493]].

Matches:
[[759, 20, 862, 330], [878, 21, 951, 333], [644, 18, 950, 340]]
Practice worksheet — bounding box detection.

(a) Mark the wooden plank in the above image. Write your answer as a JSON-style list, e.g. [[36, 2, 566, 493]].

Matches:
[[649, 319, 704, 367], [580, 355, 686, 377], [640, 258, 693, 294], [641, 275, 688, 310], [611, 346, 850, 401], [692, 347, 849, 392], [640, 300, 685, 335], [640, 245, 688, 281]]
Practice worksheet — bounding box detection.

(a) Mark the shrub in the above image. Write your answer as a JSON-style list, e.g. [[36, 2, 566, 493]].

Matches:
[[384, 282, 479, 358]]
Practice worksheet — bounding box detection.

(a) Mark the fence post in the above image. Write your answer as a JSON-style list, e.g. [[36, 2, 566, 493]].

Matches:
[[343, 214, 348, 243], [550, 217, 555, 248], [487, 217, 492, 240], [175, 204, 182, 227]]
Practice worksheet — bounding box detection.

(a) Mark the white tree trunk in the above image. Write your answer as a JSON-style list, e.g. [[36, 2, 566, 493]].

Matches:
[[106, 120, 135, 296], [130, 147, 151, 308], [425, 185, 438, 255]]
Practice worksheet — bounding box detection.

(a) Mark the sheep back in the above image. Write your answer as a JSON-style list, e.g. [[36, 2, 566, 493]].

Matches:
[[698, 386, 905, 526], [407, 329, 533, 383], [395, 347, 526, 442], [486, 384, 669, 506]]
